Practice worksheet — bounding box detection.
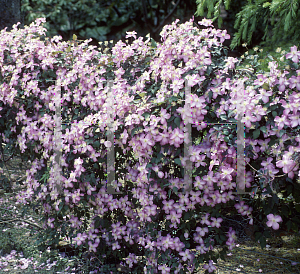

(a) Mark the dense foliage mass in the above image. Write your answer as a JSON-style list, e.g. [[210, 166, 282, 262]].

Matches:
[[20, 0, 197, 44], [195, 0, 300, 50]]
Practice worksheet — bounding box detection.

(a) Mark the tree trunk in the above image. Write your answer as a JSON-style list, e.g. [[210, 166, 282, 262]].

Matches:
[[0, 0, 23, 32]]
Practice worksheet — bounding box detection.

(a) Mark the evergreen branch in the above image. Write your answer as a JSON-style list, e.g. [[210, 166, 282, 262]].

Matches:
[[248, 15, 257, 43], [230, 32, 241, 50], [242, 20, 249, 42], [284, 10, 292, 32], [224, 0, 230, 10], [195, 0, 206, 16], [197, 0, 300, 48], [214, 0, 223, 28], [195, 0, 223, 21], [207, 0, 215, 17], [233, 9, 243, 29]]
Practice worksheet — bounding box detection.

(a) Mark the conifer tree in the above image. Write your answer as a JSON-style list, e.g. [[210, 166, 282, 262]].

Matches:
[[195, 0, 300, 50]]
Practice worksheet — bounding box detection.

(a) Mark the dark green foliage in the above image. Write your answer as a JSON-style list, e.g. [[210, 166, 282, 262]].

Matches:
[[21, 0, 198, 45], [195, 0, 300, 50]]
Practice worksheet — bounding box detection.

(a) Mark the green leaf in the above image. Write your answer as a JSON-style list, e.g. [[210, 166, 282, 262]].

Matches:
[[268, 138, 277, 147], [183, 212, 190, 220], [295, 190, 300, 203], [174, 117, 181, 128], [292, 216, 300, 225], [262, 83, 269, 90], [156, 153, 163, 162], [220, 234, 226, 242], [220, 114, 227, 121], [93, 141, 100, 148], [150, 38, 157, 48], [272, 194, 279, 204], [223, 129, 229, 135], [147, 163, 153, 170], [174, 158, 181, 166], [279, 130, 285, 137], [260, 126, 267, 133], [253, 129, 260, 139], [224, 136, 229, 142], [142, 112, 150, 119], [131, 126, 142, 137], [286, 184, 293, 196], [217, 15, 222, 29], [270, 105, 278, 110], [58, 202, 64, 213], [167, 116, 175, 122], [173, 187, 178, 195], [168, 95, 178, 103], [63, 205, 69, 212], [208, 90, 213, 101]]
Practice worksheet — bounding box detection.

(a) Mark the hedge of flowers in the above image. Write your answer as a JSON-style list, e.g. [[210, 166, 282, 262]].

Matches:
[[0, 17, 299, 273]]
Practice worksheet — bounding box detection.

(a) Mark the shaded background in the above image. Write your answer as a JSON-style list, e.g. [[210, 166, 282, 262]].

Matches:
[[0, 0, 248, 57], [1, 0, 299, 57]]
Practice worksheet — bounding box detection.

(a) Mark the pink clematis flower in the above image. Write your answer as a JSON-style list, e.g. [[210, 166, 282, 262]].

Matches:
[[266, 214, 282, 230], [225, 57, 238, 70], [88, 238, 100, 253], [210, 217, 223, 228], [158, 264, 171, 274], [159, 108, 171, 125], [74, 232, 87, 246], [198, 18, 213, 27], [170, 128, 185, 147], [125, 30, 137, 39], [170, 78, 184, 93], [276, 154, 295, 174], [217, 30, 230, 43], [203, 260, 216, 273], [286, 46, 300, 63], [179, 249, 193, 261], [185, 74, 203, 87], [47, 218, 55, 228]]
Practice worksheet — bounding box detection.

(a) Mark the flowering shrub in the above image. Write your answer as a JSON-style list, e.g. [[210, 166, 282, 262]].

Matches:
[[0, 17, 299, 273]]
